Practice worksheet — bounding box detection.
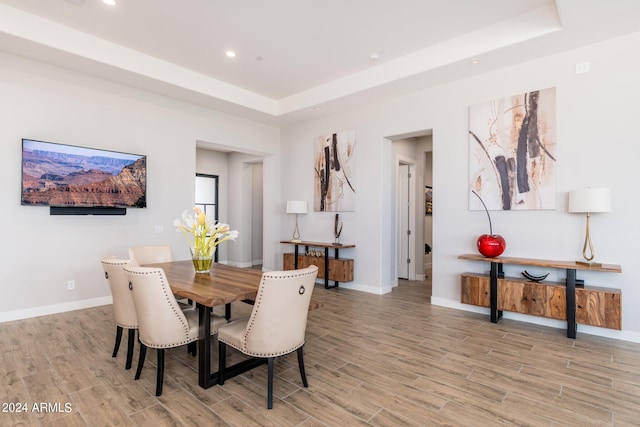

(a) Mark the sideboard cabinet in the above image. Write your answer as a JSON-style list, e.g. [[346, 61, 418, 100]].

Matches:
[[459, 254, 622, 337], [281, 241, 355, 288]]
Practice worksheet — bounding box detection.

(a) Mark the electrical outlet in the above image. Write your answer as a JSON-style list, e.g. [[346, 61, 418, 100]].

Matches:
[[575, 61, 590, 74], [155, 225, 164, 233], [67, 280, 76, 291]]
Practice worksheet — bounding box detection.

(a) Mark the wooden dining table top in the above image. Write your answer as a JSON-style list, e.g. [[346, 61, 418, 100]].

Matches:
[[145, 260, 263, 307]]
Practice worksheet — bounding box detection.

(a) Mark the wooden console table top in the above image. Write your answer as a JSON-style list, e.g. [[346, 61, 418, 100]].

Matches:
[[458, 254, 621, 273], [280, 240, 355, 249]]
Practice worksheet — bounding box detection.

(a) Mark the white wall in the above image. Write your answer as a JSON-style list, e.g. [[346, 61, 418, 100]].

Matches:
[[280, 32, 640, 341], [0, 52, 280, 320], [226, 152, 268, 267]]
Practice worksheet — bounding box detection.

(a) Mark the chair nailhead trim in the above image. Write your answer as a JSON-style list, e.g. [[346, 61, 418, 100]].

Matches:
[[129, 268, 193, 347]]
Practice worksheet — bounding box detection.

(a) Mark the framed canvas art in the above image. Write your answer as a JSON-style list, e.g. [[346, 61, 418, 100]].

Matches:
[[314, 130, 356, 211], [468, 87, 556, 210]]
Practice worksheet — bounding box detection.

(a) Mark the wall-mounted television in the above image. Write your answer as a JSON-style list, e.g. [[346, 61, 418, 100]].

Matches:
[[21, 138, 146, 214]]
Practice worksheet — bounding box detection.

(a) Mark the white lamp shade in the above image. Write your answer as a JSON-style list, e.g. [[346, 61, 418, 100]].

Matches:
[[286, 200, 307, 214], [568, 188, 611, 213]]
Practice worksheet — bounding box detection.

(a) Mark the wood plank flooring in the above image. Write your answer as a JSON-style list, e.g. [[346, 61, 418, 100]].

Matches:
[[1, 278, 640, 426]]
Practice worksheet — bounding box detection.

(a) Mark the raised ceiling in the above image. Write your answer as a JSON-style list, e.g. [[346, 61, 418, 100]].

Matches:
[[0, 0, 639, 124]]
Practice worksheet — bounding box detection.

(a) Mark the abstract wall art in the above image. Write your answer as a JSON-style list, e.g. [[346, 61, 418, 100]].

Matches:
[[314, 130, 356, 211], [468, 87, 556, 211]]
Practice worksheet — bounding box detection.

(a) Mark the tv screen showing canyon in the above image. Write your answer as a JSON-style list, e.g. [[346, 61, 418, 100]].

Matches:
[[21, 139, 146, 208]]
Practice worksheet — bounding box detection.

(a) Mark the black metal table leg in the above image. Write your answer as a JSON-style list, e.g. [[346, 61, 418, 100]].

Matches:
[[197, 303, 267, 389], [324, 248, 330, 288], [320, 247, 339, 289], [489, 262, 503, 323], [566, 269, 577, 339], [294, 244, 299, 269], [198, 304, 215, 388], [333, 248, 340, 288]]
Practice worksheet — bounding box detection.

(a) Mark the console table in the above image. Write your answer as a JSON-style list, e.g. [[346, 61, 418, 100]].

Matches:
[[281, 240, 355, 289], [458, 254, 622, 338]]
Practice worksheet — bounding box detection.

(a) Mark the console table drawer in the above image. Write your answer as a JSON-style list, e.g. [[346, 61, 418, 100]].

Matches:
[[460, 273, 490, 307], [576, 287, 621, 330], [497, 277, 566, 320]]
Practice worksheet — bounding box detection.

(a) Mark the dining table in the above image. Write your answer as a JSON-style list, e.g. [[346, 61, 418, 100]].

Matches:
[[145, 260, 265, 389]]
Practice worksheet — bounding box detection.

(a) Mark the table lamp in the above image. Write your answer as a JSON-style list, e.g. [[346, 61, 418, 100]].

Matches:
[[286, 200, 307, 242], [568, 188, 611, 266]]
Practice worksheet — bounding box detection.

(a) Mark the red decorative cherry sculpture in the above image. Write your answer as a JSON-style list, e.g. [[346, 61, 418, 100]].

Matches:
[[477, 234, 506, 258], [472, 190, 507, 258]]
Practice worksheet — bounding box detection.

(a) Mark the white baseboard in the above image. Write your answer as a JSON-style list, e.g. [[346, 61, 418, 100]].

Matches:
[[224, 260, 253, 268], [430, 297, 640, 344], [0, 296, 113, 324], [316, 280, 394, 295]]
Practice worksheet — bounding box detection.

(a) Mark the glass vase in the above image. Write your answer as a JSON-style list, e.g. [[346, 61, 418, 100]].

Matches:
[[190, 248, 214, 273]]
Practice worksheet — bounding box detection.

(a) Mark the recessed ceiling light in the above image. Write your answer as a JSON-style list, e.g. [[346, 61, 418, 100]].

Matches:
[[225, 51, 236, 58], [102, 0, 116, 5], [469, 58, 480, 65], [369, 52, 380, 61]]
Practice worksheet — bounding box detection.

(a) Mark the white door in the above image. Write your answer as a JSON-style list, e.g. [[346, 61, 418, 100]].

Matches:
[[397, 164, 410, 279]]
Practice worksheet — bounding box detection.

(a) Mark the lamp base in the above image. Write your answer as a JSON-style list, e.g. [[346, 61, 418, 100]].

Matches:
[[575, 260, 604, 268], [291, 239, 302, 243]]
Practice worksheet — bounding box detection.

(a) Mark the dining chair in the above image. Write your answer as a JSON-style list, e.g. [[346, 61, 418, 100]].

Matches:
[[217, 265, 318, 409], [124, 266, 227, 396], [128, 245, 173, 265], [128, 244, 197, 308], [101, 257, 138, 370]]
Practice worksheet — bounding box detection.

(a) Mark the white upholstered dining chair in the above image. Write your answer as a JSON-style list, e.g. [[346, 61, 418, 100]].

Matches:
[[124, 266, 227, 396], [217, 265, 318, 409], [101, 257, 138, 370], [129, 244, 195, 306], [128, 245, 173, 265]]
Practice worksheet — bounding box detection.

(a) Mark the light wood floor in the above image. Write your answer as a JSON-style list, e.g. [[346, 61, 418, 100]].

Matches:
[[2, 278, 640, 426]]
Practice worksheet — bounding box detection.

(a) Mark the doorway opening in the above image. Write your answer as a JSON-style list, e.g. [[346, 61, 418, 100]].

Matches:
[[195, 145, 265, 269], [388, 131, 433, 295]]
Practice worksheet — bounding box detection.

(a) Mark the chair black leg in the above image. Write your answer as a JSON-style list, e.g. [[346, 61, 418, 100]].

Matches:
[[156, 349, 165, 396], [112, 326, 123, 357], [125, 329, 136, 369], [267, 357, 274, 409], [218, 341, 227, 385], [135, 343, 147, 380], [187, 341, 197, 357], [297, 346, 308, 387]]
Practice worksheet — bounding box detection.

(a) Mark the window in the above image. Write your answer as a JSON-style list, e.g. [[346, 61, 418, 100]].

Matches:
[[195, 173, 219, 260]]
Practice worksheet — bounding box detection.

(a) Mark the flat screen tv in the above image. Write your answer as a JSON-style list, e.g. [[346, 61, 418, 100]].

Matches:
[[21, 138, 146, 214]]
